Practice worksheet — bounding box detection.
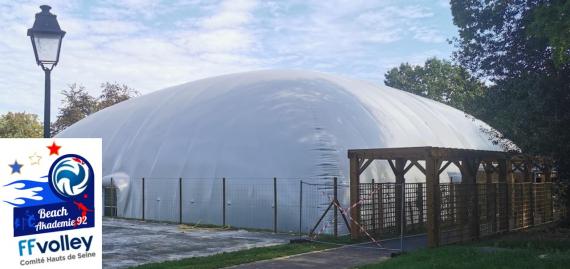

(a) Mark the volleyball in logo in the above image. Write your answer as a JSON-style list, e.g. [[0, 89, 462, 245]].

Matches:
[[49, 154, 92, 198]]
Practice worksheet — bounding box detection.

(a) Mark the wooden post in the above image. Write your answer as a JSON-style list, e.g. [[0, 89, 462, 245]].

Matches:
[[333, 177, 338, 237], [371, 178, 376, 236], [379, 181, 384, 234], [524, 159, 534, 226], [349, 157, 360, 239], [498, 159, 509, 232], [467, 159, 480, 241], [142, 177, 145, 221], [274, 177, 278, 233], [394, 159, 407, 236], [417, 183, 424, 225], [542, 162, 553, 221], [426, 157, 441, 247], [485, 163, 496, 233], [179, 177, 183, 224], [222, 177, 226, 227], [450, 183, 455, 224]]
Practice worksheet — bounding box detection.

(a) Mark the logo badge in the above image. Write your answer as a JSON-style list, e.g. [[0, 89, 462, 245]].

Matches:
[[49, 154, 93, 199]]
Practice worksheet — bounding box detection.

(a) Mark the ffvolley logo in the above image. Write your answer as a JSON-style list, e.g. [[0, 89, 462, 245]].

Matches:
[[0, 139, 102, 268], [12, 153, 95, 237]]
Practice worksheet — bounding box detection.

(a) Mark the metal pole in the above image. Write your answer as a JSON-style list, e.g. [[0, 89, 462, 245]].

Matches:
[[110, 177, 114, 217], [142, 177, 145, 221], [179, 177, 182, 224], [43, 68, 51, 138], [299, 180, 303, 238], [400, 182, 405, 251], [333, 177, 338, 237], [222, 177, 226, 227], [274, 177, 277, 233]]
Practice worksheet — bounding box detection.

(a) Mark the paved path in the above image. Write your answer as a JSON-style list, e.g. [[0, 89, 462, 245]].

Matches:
[[226, 234, 427, 269], [103, 218, 290, 269], [226, 245, 391, 269]]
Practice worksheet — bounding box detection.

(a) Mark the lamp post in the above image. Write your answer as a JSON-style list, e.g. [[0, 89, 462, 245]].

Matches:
[[27, 5, 65, 138]]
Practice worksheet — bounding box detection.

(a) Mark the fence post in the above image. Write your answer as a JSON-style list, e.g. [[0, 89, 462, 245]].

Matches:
[[179, 177, 183, 224], [110, 177, 115, 217], [400, 179, 405, 251], [274, 177, 277, 233], [550, 183, 555, 222], [371, 178, 376, 236], [333, 177, 338, 237], [222, 177, 226, 227], [299, 180, 303, 238], [142, 177, 145, 221], [529, 183, 536, 226], [379, 182, 384, 234]]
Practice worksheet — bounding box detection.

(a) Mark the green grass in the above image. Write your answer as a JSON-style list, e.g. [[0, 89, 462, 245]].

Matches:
[[130, 242, 334, 269], [356, 227, 570, 269]]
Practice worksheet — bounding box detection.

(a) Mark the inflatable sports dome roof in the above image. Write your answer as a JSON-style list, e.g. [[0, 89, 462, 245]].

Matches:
[[57, 70, 501, 230]]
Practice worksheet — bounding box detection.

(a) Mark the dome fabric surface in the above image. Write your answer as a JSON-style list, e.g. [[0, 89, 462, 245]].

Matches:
[[57, 70, 501, 231]]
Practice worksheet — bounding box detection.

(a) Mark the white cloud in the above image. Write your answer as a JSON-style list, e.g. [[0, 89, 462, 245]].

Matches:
[[0, 0, 456, 120], [200, 0, 257, 29], [410, 26, 446, 43]]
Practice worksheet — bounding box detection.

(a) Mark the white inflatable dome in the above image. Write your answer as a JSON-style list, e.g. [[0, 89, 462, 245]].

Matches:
[[57, 70, 501, 231]]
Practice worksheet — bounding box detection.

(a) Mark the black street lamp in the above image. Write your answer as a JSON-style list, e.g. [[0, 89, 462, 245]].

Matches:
[[27, 5, 65, 138]]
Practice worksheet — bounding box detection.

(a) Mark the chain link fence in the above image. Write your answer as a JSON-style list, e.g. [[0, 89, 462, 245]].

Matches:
[[103, 177, 350, 235]]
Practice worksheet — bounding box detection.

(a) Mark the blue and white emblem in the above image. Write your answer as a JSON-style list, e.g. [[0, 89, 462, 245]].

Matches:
[[48, 154, 93, 199]]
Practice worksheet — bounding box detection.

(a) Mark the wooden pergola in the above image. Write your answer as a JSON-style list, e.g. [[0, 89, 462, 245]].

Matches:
[[348, 146, 553, 247]]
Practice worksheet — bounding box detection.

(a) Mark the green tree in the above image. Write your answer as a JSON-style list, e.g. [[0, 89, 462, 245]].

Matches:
[[384, 57, 486, 115], [51, 84, 97, 135], [97, 82, 139, 111], [51, 82, 139, 135], [450, 0, 570, 207], [528, 0, 570, 66], [0, 112, 43, 138]]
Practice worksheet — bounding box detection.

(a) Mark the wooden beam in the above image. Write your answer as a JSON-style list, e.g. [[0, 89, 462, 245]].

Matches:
[[498, 159, 509, 232], [349, 156, 361, 239], [426, 157, 442, 247], [388, 159, 397, 175], [463, 158, 481, 241], [410, 160, 426, 175], [484, 162, 496, 233], [348, 146, 512, 161], [359, 158, 374, 175], [403, 162, 414, 174], [438, 161, 452, 175], [452, 161, 466, 176], [394, 159, 407, 236]]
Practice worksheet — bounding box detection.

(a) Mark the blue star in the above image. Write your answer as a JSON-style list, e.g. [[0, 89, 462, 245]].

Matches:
[[9, 160, 23, 174]]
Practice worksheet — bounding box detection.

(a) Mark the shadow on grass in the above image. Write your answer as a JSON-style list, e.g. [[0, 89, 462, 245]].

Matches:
[[356, 227, 570, 269]]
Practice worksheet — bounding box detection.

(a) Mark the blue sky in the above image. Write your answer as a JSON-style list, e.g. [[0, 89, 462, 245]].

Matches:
[[0, 0, 457, 119]]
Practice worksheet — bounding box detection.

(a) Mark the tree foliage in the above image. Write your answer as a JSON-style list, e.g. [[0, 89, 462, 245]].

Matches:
[[51, 82, 139, 135], [0, 112, 43, 138], [384, 57, 485, 115], [450, 0, 570, 178], [51, 84, 97, 135], [528, 0, 570, 66]]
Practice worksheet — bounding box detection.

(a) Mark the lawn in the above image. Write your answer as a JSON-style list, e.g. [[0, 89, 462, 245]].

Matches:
[[130, 241, 333, 269], [356, 227, 570, 269]]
